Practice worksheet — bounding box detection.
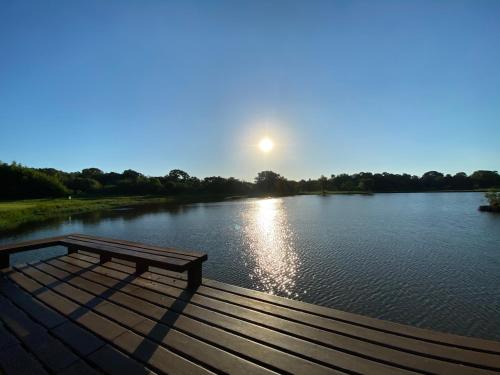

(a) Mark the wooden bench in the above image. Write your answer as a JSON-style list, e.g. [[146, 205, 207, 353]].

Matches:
[[0, 233, 207, 289]]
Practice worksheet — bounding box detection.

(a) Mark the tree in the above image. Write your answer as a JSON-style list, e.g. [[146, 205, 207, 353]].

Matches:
[[122, 169, 143, 180], [81, 168, 104, 178], [319, 175, 327, 194], [451, 172, 472, 190], [67, 177, 102, 193], [358, 178, 374, 192], [167, 169, 190, 181], [470, 170, 500, 189], [421, 171, 444, 190], [255, 171, 284, 194], [0, 162, 69, 199]]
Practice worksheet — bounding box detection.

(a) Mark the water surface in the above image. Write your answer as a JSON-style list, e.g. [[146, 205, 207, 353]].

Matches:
[[2, 192, 499, 340]]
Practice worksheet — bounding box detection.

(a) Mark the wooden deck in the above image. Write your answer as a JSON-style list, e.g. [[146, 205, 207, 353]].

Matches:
[[1, 251, 500, 374]]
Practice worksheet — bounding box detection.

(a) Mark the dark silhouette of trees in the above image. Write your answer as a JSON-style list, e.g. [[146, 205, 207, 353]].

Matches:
[[0, 162, 69, 199], [1, 161, 499, 200], [470, 170, 500, 189]]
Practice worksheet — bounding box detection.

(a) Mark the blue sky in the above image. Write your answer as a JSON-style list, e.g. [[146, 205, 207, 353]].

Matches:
[[1, 0, 499, 180]]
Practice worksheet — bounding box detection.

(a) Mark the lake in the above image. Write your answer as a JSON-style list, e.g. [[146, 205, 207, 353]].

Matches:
[[2, 192, 500, 341]]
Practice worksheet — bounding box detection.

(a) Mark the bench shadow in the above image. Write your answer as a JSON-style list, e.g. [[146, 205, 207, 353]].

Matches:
[[14, 254, 197, 368], [130, 288, 194, 364]]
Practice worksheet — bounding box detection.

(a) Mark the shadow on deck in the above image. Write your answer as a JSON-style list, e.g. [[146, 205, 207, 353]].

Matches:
[[1, 250, 500, 374]]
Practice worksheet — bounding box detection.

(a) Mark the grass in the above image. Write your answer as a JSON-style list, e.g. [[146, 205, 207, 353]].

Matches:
[[0, 195, 198, 233]]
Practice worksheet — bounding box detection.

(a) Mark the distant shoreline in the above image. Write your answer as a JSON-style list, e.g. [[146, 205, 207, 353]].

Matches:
[[0, 190, 490, 234]]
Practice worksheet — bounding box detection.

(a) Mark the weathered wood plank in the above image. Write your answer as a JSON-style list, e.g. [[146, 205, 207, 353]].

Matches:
[[69, 233, 206, 259], [0, 278, 67, 329], [57, 359, 102, 375], [87, 344, 156, 375], [101, 248, 500, 357], [0, 294, 79, 372], [2, 243, 500, 375], [0, 236, 65, 255], [4, 267, 218, 375], [47, 256, 500, 375], [0, 344, 49, 375], [0, 321, 20, 352], [61, 253, 500, 373], [23, 264, 280, 374], [61, 238, 190, 270], [66, 234, 200, 262], [27, 261, 343, 375]]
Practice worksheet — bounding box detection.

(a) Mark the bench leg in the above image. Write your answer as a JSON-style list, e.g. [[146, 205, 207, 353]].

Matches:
[[187, 263, 202, 289], [135, 263, 148, 274], [67, 246, 77, 255], [100, 254, 112, 264], [0, 254, 9, 269]]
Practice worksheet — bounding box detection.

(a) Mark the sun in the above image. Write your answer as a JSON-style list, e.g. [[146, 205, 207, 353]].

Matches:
[[258, 137, 274, 153]]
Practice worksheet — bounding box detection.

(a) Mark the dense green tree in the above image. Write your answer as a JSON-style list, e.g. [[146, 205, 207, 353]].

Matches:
[[1, 161, 498, 200], [470, 170, 500, 189], [81, 168, 104, 179], [0, 162, 69, 199]]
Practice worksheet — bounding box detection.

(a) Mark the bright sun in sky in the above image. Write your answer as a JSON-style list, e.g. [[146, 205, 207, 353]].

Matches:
[[258, 137, 274, 153]]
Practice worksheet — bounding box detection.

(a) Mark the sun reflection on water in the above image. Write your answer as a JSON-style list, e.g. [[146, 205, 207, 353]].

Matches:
[[243, 198, 300, 297]]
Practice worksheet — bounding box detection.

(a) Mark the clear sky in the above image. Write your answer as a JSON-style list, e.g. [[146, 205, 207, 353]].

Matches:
[[1, 0, 499, 180]]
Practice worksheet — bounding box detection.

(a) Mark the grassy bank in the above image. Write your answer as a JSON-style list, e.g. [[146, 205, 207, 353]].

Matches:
[[0, 195, 221, 233], [1, 189, 489, 233]]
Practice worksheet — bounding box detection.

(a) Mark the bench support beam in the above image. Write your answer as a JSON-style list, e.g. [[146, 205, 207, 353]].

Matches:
[[135, 263, 148, 274], [187, 263, 202, 289], [0, 253, 9, 269], [100, 254, 112, 264], [67, 246, 78, 255]]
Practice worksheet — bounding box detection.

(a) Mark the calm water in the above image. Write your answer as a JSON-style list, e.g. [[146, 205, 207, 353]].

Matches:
[[2, 192, 500, 340]]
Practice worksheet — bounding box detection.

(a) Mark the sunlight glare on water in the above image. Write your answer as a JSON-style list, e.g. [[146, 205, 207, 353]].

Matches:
[[242, 198, 300, 297]]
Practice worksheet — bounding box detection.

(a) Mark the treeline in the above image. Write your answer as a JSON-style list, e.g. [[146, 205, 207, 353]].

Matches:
[[0, 161, 499, 200]]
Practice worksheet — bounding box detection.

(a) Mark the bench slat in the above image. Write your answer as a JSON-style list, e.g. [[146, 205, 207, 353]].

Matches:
[[0, 236, 64, 255], [69, 233, 206, 259], [66, 235, 200, 262], [61, 238, 193, 272]]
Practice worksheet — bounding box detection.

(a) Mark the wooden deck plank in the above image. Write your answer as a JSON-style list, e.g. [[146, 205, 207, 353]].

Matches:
[[2, 277, 106, 358], [27, 260, 345, 375], [2, 270, 181, 375], [1, 246, 499, 375], [42, 258, 425, 375], [0, 236, 64, 255], [57, 359, 102, 375], [124, 255, 500, 357], [48, 255, 500, 375], [87, 344, 156, 375], [24, 263, 282, 375], [203, 278, 500, 354], [51, 320, 106, 357], [61, 252, 500, 373], [0, 344, 49, 375], [0, 277, 67, 329], [6, 265, 269, 375], [0, 274, 155, 375], [0, 294, 80, 372], [106, 250, 498, 356], [0, 321, 20, 352]]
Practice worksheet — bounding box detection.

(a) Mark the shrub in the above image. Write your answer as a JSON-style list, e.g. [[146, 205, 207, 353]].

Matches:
[[485, 190, 500, 208]]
